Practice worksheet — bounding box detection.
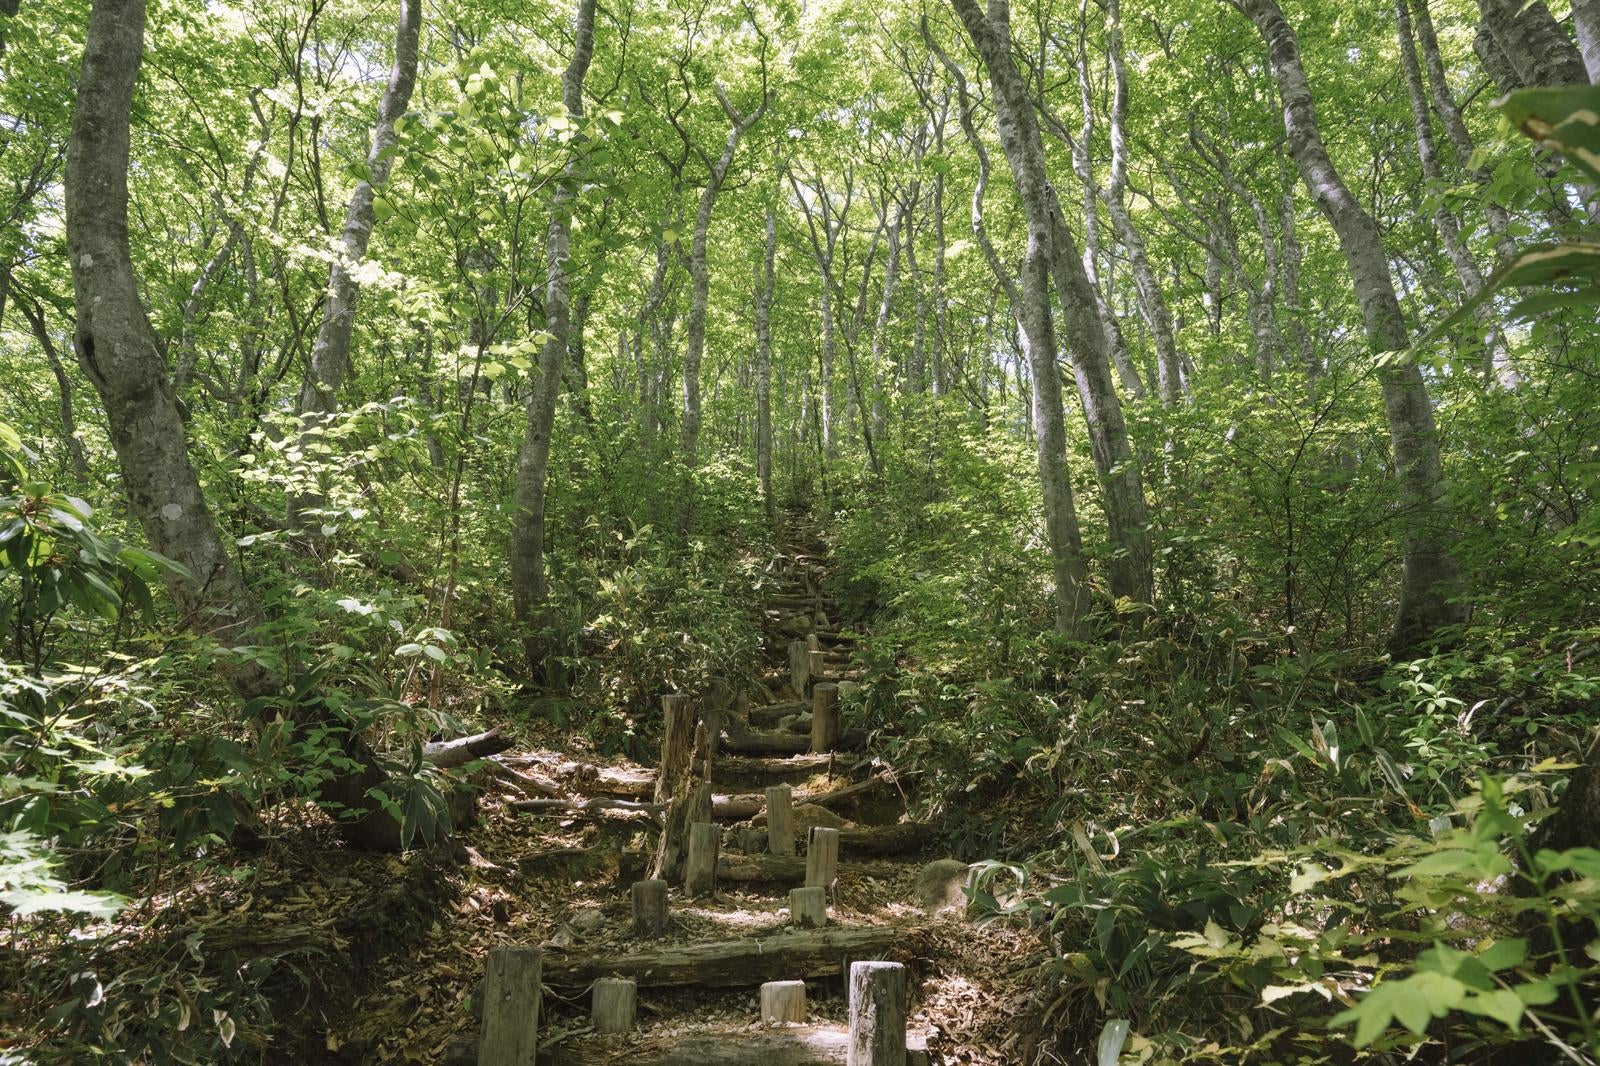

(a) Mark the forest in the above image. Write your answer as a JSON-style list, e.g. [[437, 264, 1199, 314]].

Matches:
[[1, 0, 1598, 1060]]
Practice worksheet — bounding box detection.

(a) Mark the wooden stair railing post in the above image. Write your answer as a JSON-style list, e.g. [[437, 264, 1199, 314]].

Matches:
[[631, 879, 669, 937], [479, 946, 541, 1066], [789, 885, 828, 928], [761, 980, 807, 1025], [684, 820, 719, 897], [788, 639, 811, 697], [591, 978, 637, 1033], [810, 683, 840, 752], [805, 826, 840, 894], [848, 961, 907, 1066], [766, 783, 796, 855]]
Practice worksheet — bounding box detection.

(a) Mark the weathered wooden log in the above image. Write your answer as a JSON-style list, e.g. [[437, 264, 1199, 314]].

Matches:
[[543, 926, 917, 990], [762, 980, 807, 1025], [511, 796, 662, 818], [656, 695, 695, 804], [808, 649, 828, 683], [789, 886, 828, 928], [833, 822, 933, 856], [591, 978, 636, 1034], [767, 784, 796, 856], [684, 821, 719, 897], [848, 962, 906, 1066], [631, 879, 669, 937], [553, 762, 654, 798], [425, 728, 514, 769], [747, 773, 891, 825], [718, 852, 806, 882], [806, 827, 840, 892], [750, 700, 810, 727], [480, 946, 540, 1066], [789, 639, 811, 696], [724, 729, 811, 756], [703, 752, 833, 777], [537, 1025, 934, 1066], [811, 683, 840, 753]]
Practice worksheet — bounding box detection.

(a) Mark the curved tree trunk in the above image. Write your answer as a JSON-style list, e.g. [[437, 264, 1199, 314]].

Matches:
[[67, 0, 403, 850], [290, 0, 421, 528], [509, 0, 597, 672], [1233, 0, 1466, 652], [946, 0, 1098, 634]]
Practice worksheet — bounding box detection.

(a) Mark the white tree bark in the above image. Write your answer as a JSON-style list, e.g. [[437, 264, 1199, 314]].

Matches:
[[67, 0, 402, 848], [509, 0, 597, 666], [755, 204, 777, 522], [945, 0, 1093, 633], [1233, 0, 1467, 651], [290, 0, 421, 525], [681, 86, 768, 468]]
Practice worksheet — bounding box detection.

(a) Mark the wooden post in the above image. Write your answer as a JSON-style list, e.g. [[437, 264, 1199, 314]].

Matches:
[[631, 879, 669, 937], [848, 961, 907, 1066], [788, 885, 828, 928], [810, 683, 840, 753], [788, 639, 810, 696], [760, 979, 807, 1025], [766, 783, 796, 856], [805, 826, 840, 892], [656, 694, 695, 804], [808, 648, 827, 680], [479, 946, 541, 1066], [591, 977, 637, 1034], [684, 821, 719, 897]]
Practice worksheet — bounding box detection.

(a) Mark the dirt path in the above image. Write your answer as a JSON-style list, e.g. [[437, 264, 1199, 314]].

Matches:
[[332, 519, 1039, 1064]]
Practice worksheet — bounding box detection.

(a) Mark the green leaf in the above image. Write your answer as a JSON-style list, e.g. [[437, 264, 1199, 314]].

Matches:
[[1097, 1018, 1130, 1066], [1500, 84, 1600, 184]]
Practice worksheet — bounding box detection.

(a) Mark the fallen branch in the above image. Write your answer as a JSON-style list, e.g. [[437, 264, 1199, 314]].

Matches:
[[422, 728, 513, 768]]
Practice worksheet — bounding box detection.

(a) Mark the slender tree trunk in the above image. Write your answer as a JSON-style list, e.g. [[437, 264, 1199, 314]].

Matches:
[[755, 205, 777, 524], [14, 294, 90, 478], [1098, 0, 1182, 404], [509, 0, 596, 671], [946, 0, 1099, 633], [1233, 0, 1466, 651], [68, 0, 404, 849], [681, 88, 767, 469], [1069, 2, 1146, 400], [290, 0, 421, 526]]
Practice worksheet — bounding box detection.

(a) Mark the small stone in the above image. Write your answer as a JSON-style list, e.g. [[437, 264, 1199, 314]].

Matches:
[[793, 803, 849, 832], [571, 906, 606, 934], [913, 858, 976, 915]]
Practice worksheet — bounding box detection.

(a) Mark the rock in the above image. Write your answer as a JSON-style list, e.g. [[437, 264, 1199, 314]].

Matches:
[[725, 826, 769, 854], [913, 859, 975, 915], [572, 906, 607, 934], [793, 803, 850, 832], [440, 1033, 476, 1066], [784, 712, 813, 735], [777, 714, 799, 732]]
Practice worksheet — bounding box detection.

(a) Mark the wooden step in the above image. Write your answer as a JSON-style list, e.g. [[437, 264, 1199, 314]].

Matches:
[[749, 700, 809, 727], [543, 925, 919, 990], [542, 1023, 935, 1065], [722, 728, 865, 756]]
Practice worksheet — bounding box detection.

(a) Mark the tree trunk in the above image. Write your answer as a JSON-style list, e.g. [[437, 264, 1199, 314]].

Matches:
[[1476, 0, 1587, 89], [509, 0, 597, 672], [946, 0, 1093, 634], [1099, 0, 1182, 404], [66, 0, 403, 849], [1069, 11, 1146, 401], [1233, 0, 1466, 652], [756, 205, 777, 523], [682, 87, 767, 470], [1576, 0, 1600, 83], [290, 0, 420, 526]]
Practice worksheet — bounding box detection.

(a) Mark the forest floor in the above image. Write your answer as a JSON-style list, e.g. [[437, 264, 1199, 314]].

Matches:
[[308, 522, 1045, 1064]]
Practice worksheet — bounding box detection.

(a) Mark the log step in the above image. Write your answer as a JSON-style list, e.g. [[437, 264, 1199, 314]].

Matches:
[[543, 925, 920, 990], [722, 728, 866, 756], [542, 1023, 934, 1065]]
